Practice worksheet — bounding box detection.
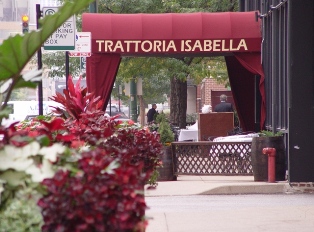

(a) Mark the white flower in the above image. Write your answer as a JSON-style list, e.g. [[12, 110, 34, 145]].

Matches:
[[0, 142, 64, 183], [38, 143, 66, 162], [25, 159, 55, 182], [0, 142, 41, 171]]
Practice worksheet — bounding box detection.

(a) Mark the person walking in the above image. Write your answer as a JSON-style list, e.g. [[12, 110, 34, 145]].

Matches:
[[214, 94, 234, 112], [147, 104, 158, 123]]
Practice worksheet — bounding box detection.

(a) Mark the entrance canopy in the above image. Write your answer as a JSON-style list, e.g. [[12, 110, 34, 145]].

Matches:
[[83, 12, 261, 56], [82, 11, 265, 131]]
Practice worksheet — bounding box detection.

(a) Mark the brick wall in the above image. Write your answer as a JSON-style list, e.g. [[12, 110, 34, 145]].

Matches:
[[198, 78, 228, 112]]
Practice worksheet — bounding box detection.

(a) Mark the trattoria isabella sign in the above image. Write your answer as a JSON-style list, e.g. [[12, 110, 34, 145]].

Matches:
[[93, 38, 254, 55]]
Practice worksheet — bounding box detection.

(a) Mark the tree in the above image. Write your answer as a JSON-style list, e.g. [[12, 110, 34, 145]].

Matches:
[[40, 52, 81, 78]]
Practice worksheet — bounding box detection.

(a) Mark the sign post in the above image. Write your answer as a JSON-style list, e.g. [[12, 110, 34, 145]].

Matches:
[[80, 57, 86, 72], [43, 7, 76, 50]]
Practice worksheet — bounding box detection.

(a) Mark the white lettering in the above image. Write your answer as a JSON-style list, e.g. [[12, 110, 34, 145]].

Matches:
[[125, 41, 132, 52], [192, 40, 202, 51], [133, 41, 141, 52], [142, 40, 153, 52], [237, 39, 248, 50], [114, 41, 124, 52], [96, 40, 104, 51], [203, 40, 212, 51], [154, 40, 162, 52], [221, 40, 229, 51], [94, 39, 248, 53], [213, 40, 221, 51], [184, 40, 192, 51], [230, 39, 237, 51], [166, 40, 177, 52], [105, 40, 114, 52]]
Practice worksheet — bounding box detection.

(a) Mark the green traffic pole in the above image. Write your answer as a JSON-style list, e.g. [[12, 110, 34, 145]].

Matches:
[[130, 78, 137, 122], [89, 1, 98, 13]]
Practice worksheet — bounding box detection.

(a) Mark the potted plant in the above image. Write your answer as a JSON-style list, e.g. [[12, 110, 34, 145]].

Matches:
[[251, 130, 286, 181], [155, 113, 176, 181]]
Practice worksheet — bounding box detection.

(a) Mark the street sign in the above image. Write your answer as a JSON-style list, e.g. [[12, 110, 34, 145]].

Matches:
[[68, 32, 92, 57], [43, 7, 76, 50]]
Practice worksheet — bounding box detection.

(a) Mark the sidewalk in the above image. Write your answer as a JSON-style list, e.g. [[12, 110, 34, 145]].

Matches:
[[144, 176, 314, 232], [144, 175, 293, 196]]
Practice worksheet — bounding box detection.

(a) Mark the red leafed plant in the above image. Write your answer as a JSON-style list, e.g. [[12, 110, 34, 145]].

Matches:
[[49, 75, 104, 120], [35, 77, 163, 231], [103, 127, 162, 183], [0, 116, 70, 148], [38, 148, 148, 232]]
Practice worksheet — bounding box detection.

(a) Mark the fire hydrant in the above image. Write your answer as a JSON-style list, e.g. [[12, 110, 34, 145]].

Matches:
[[262, 147, 276, 183]]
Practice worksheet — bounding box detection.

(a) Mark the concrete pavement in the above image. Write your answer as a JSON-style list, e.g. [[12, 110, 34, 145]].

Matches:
[[144, 176, 314, 232], [145, 175, 293, 197]]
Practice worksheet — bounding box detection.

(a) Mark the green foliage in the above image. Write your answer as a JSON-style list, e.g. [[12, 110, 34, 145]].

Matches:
[[259, 130, 284, 137], [0, 198, 43, 232], [146, 168, 159, 187], [39, 51, 81, 78], [155, 112, 168, 124], [157, 114, 174, 145], [186, 113, 198, 124], [208, 0, 238, 12]]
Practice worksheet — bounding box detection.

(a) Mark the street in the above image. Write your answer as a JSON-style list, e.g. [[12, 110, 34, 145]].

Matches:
[[145, 193, 314, 232]]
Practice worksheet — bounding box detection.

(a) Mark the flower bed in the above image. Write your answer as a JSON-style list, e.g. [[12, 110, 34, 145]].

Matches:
[[0, 77, 162, 231]]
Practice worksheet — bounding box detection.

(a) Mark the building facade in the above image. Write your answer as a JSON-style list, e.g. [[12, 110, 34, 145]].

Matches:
[[240, 0, 314, 182]]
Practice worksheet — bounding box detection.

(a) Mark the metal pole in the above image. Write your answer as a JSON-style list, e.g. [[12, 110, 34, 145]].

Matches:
[[36, 4, 43, 115], [118, 85, 122, 112], [65, 51, 69, 90], [130, 78, 137, 122], [89, 1, 98, 13]]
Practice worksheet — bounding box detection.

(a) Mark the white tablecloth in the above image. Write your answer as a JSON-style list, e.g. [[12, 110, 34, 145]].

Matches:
[[213, 133, 259, 142], [178, 129, 198, 141]]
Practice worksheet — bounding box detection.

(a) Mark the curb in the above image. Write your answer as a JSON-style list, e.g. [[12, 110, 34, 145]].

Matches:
[[199, 183, 292, 195]]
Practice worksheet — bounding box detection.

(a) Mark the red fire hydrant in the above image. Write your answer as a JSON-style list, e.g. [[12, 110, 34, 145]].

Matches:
[[262, 147, 276, 183]]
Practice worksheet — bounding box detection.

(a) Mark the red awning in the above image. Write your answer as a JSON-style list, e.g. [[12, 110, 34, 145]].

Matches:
[[82, 12, 261, 56], [82, 12, 265, 131]]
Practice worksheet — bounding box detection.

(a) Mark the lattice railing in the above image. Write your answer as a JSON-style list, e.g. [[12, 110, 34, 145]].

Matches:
[[171, 141, 253, 175]]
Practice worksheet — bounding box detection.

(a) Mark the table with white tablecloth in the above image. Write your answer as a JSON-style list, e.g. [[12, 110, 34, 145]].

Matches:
[[213, 133, 259, 143], [178, 129, 198, 141]]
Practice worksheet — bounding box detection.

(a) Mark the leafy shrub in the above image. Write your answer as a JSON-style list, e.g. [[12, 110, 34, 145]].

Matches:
[[259, 130, 283, 137], [38, 148, 147, 232], [157, 120, 174, 146], [0, 198, 42, 232], [186, 113, 198, 124]]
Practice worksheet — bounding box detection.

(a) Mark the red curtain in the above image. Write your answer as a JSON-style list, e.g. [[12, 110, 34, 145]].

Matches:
[[225, 53, 265, 131], [86, 53, 121, 109]]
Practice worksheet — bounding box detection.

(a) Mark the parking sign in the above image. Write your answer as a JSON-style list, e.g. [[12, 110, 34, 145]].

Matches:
[[43, 7, 76, 50]]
